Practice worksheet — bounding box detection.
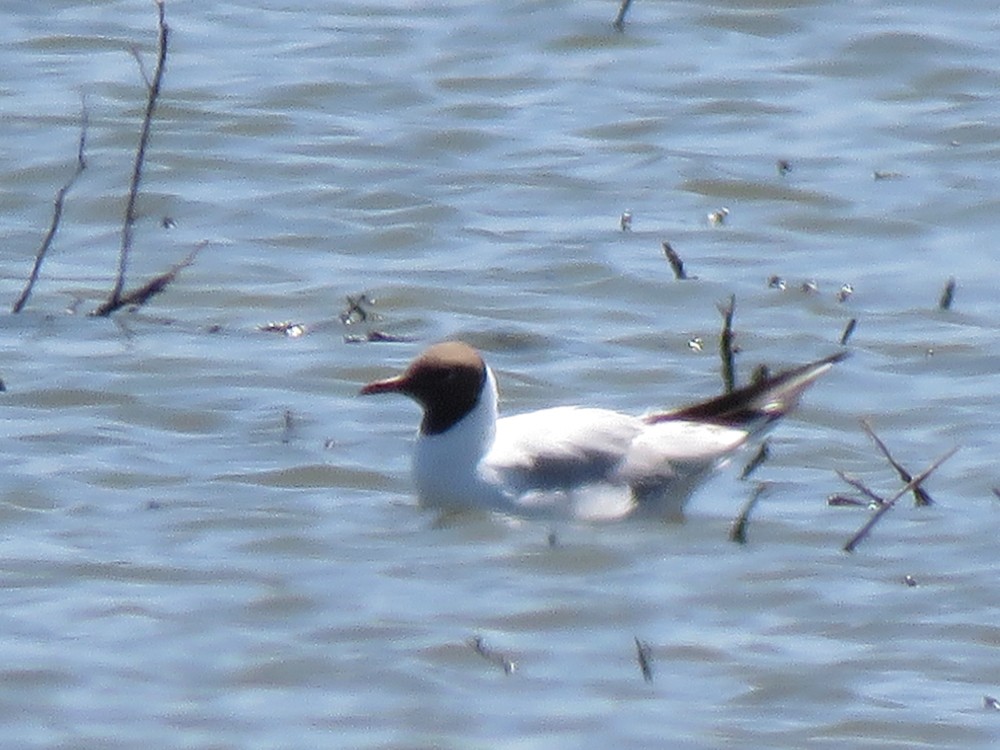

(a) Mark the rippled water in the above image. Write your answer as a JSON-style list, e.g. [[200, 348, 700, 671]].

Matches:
[[1, 1, 999, 747]]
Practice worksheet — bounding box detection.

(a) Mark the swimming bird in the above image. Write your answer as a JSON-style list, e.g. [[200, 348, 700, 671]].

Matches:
[[361, 342, 845, 520]]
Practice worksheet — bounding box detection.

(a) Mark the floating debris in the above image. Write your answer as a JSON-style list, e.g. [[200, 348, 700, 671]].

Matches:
[[662, 241, 688, 280], [840, 318, 857, 346], [340, 293, 373, 325], [468, 635, 516, 675], [634, 637, 654, 683], [767, 275, 786, 291], [873, 170, 904, 180], [259, 321, 307, 337], [620, 210, 633, 232], [938, 277, 956, 311], [837, 283, 854, 303], [827, 494, 872, 508], [777, 159, 792, 175], [707, 207, 729, 226], [344, 330, 416, 344]]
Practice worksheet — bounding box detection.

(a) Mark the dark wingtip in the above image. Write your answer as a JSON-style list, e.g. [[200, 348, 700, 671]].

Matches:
[[648, 351, 847, 428]]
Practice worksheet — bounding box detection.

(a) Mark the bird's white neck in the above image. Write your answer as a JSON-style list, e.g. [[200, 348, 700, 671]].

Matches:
[[411, 366, 500, 508]]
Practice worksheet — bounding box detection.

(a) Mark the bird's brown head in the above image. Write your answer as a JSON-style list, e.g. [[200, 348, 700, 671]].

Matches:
[[360, 341, 488, 435]]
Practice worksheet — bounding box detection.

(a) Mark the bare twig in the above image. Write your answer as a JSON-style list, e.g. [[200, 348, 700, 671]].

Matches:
[[739, 440, 770, 480], [98, 240, 205, 314], [12, 97, 89, 313], [95, 0, 169, 317], [612, 0, 634, 31], [844, 447, 958, 553], [634, 637, 654, 683], [860, 419, 934, 506], [839, 318, 857, 346], [835, 469, 886, 507], [718, 295, 736, 393], [938, 277, 956, 311], [730, 483, 767, 544], [662, 241, 688, 280]]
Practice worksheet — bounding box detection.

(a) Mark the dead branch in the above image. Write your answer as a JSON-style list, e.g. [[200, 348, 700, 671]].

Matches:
[[860, 419, 934, 506], [662, 241, 688, 280], [634, 636, 654, 683], [839, 317, 857, 346], [843, 447, 958, 553], [739, 440, 770, 480], [12, 97, 89, 313], [938, 277, 956, 310], [94, 0, 169, 317], [718, 294, 736, 393], [612, 0, 634, 31], [102, 240, 206, 313], [730, 482, 767, 544], [834, 469, 886, 507]]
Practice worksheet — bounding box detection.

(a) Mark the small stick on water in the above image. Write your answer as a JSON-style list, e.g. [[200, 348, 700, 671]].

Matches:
[[612, 0, 634, 31], [839, 318, 857, 346], [13, 97, 89, 313], [835, 469, 886, 507], [634, 637, 654, 683], [718, 295, 736, 394], [98, 240, 206, 313], [662, 242, 689, 280], [739, 440, 770, 480], [468, 635, 516, 675], [844, 447, 958, 553], [95, 0, 169, 317], [938, 277, 956, 311], [730, 483, 767, 544], [860, 419, 934, 506], [827, 494, 871, 507]]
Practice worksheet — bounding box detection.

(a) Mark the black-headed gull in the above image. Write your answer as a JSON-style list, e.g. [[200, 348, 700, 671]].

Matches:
[[361, 342, 845, 520]]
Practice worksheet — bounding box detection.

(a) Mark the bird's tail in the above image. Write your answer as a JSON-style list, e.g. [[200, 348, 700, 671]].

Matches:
[[646, 351, 847, 429]]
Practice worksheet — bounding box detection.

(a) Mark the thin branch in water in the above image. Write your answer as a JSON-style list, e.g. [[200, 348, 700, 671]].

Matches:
[[13, 96, 89, 313], [839, 317, 857, 346], [96, 240, 206, 315], [662, 241, 689, 280], [843, 447, 958, 553], [717, 295, 736, 393], [612, 0, 634, 31], [860, 419, 934, 506], [634, 637, 654, 683], [128, 43, 152, 90], [827, 494, 871, 507], [730, 483, 767, 544], [96, 0, 169, 317], [835, 469, 886, 507], [938, 277, 956, 310], [740, 440, 770, 480]]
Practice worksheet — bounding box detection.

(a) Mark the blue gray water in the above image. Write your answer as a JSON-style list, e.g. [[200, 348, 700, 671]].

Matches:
[[1, 1, 998, 747]]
